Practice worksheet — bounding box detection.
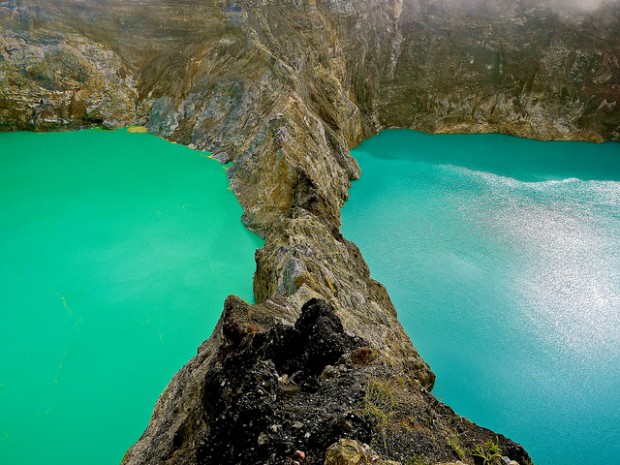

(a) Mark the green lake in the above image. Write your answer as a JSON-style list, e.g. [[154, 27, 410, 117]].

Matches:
[[341, 129, 620, 465], [0, 129, 263, 465]]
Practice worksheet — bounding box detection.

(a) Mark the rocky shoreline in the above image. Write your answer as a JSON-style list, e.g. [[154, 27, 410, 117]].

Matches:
[[2, 0, 619, 463]]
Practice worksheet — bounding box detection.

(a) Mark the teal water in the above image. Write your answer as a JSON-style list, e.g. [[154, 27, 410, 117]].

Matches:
[[0, 129, 263, 465], [341, 130, 620, 465]]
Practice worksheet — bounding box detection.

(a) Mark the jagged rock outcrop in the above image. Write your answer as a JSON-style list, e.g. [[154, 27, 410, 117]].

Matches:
[[121, 297, 530, 465], [2, 0, 619, 464]]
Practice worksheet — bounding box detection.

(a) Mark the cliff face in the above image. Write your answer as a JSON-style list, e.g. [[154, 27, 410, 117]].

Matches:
[[348, 0, 620, 141], [1, 0, 618, 464], [2, 0, 619, 141]]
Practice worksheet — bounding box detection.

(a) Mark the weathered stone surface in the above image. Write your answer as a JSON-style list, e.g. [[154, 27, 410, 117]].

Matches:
[[2, 1, 618, 464], [122, 297, 529, 465], [0, 27, 144, 129], [323, 438, 400, 465]]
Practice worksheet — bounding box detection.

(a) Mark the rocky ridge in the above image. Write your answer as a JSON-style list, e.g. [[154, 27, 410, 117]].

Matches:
[[1, 0, 619, 464]]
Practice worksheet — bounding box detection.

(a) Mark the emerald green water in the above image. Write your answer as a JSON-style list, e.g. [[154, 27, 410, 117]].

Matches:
[[341, 130, 620, 465], [0, 129, 262, 465]]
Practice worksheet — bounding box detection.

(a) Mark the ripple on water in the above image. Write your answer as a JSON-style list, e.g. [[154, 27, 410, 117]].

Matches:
[[341, 130, 620, 465]]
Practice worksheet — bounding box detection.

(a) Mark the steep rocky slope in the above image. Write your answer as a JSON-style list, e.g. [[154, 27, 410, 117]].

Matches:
[[1, 0, 619, 464]]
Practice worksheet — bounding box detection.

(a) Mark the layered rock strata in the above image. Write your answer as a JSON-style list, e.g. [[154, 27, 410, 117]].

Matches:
[[2, 0, 619, 464]]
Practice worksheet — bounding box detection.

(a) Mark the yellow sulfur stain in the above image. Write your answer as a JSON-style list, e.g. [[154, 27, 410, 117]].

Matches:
[[127, 126, 148, 133]]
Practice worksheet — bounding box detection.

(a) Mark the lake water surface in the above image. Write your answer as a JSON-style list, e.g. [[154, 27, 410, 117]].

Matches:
[[341, 130, 620, 465], [0, 129, 262, 465]]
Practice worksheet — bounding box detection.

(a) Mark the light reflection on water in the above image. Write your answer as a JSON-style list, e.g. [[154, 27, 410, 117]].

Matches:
[[456, 166, 620, 363], [341, 130, 620, 465]]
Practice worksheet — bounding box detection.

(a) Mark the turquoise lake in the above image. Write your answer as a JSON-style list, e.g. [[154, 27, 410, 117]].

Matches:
[[0, 129, 262, 465], [341, 130, 620, 465]]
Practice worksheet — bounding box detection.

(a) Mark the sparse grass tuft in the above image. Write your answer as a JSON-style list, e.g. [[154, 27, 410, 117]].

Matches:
[[361, 379, 399, 451], [405, 454, 431, 465], [361, 379, 397, 428], [472, 437, 503, 465], [446, 433, 466, 460]]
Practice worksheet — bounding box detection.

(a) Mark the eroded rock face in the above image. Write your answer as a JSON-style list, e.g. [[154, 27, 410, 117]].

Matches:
[[198, 298, 370, 465], [0, 26, 144, 129], [3, 0, 618, 141], [2, 1, 618, 464], [123, 297, 530, 465]]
